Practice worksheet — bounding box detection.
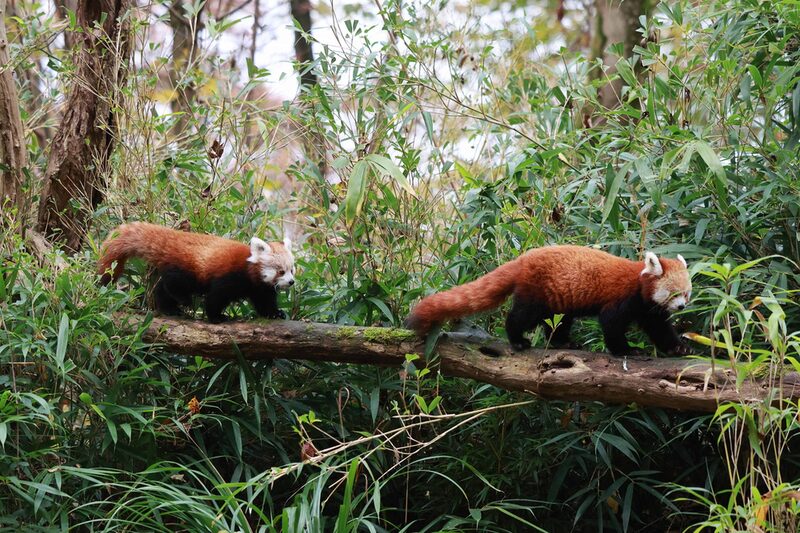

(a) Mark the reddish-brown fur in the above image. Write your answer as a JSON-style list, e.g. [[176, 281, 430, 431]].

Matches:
[[406, 245, 687, 334], [97, 222, 287, 284]]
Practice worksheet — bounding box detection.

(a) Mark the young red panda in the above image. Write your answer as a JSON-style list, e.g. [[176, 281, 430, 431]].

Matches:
[[98, 222, 295, 323], [406, 245, 692, 355]]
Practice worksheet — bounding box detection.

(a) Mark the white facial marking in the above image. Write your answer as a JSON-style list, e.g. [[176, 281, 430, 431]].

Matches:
[[261, 266, 277, 283], [652, 287, 670, 306], [641, 252, 663, 277]]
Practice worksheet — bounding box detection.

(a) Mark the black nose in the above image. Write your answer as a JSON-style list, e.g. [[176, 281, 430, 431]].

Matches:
[[288, 280, 294, 286], [678, 304, 685, 310]]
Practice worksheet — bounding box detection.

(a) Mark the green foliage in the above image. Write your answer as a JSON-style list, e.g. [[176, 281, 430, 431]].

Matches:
[[3, 0, 800, 530]]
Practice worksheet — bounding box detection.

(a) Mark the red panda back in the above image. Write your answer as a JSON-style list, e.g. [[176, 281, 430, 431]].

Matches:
[[98, 222, 250, 284], [513, 246, 643, 312]]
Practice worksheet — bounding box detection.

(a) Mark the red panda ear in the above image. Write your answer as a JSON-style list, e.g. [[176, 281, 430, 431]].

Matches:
[[248, 237, 273, 263], [283, 236, 293, 250], [641, 251, 663, 277], [677, 254, 687, 268]]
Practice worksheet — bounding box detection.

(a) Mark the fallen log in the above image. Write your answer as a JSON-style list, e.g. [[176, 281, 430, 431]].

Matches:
[[132, 316, 800, 412]]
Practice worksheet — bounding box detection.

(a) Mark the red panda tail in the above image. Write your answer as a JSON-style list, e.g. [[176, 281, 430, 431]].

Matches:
[[97, 223, 145, 284], [406, 259, 520, 335]]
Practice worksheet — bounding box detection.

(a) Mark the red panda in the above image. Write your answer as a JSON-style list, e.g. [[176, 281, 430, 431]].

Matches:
[[406, 245, 692, 355], [98, 222, 295, 323]]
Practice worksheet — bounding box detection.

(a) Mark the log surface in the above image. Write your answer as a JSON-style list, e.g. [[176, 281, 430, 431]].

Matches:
[[133, 316, 800, 412]]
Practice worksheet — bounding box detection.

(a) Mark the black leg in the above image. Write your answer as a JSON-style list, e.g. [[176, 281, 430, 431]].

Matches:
[[637, 312, 682, 353], [599, 305, 634, 355], [154, 278, 182, 316], [159, 268, 199, 306], [505, 297, 546, 351], [250, 284, 285, 319], [204, 282, 238, 323]]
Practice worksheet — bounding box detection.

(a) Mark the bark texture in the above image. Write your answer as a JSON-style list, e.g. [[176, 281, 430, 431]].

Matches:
[[0, 0, 27, 212], [36, 0, 129, 252], [290, 0, 317, 89], [135, 316, 800, 413], [169, 1, 201, 122], [590, 0, 647, 111]]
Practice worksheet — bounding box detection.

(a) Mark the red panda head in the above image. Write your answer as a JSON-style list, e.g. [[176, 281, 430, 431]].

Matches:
[[248, 236, 296, 289], [639, 252, 691, 312]]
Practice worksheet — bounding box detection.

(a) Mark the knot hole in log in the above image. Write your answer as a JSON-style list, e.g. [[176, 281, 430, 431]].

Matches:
[[479, 346, 503, 357], [539, 354, 580, 372]]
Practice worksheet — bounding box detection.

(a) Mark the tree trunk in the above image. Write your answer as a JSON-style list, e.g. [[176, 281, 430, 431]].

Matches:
[[54, 0, 78, 50], [36, 0, 130, 253], [288, 0, 328, 179], [0, 0, 28, 214], [132, 316, 800, 413], [290, 0, 317, 89], [168, 1, 201, 125], [588, 0, 647, 116]]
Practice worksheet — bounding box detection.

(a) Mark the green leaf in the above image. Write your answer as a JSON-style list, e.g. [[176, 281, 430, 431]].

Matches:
[[747, 64, 763, 88], [602, 162, 629, 225], [335, 459, 360, 532], [344, 159, 369, 224], [693, 140, 724, 179], [107, 419, 118, 445], [231, 421, 243, 459], [422, 111, 434, 140], [369, 387, 379, 424], [615, 57, 637, 87], [366, 297, 394, 322], [623, 482, 634, 532], [415, 395, 429, 414], [365, 154, 416, 197], [55, 313, 70, 372]]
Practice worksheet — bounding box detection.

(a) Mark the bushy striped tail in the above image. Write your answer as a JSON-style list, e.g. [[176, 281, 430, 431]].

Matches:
[[405, 260, 520, 335], [97, 223, 143, 284]]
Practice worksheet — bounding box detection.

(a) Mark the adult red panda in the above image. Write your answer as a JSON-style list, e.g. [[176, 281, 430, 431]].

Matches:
[[406, 245, 691, 355], [98, 222, 295, 323]]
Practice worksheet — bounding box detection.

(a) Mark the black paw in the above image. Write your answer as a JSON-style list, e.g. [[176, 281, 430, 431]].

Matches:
[[267, 310, 287, 319], [510, 339, 532, 351], [670, 342, 691, 356]]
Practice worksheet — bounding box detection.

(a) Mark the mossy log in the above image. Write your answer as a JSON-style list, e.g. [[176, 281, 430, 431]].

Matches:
[[134, 316, 800, 413]]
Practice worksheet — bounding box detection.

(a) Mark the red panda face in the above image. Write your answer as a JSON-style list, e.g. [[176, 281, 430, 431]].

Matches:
[[248, 237, 296, 289], [640, 252, 691, 312]]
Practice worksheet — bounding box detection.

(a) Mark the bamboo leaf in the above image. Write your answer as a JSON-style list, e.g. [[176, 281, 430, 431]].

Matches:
[[344, 160, 369, 224]]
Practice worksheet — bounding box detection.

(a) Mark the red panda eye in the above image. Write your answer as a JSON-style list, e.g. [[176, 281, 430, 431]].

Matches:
[[278, 270, 285, 276]]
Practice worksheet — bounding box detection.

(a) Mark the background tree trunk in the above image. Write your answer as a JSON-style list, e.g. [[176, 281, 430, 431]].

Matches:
[[36, 0, 130, 252], [134, 316, 800, 413], [588, 0, 648, 119], [288, 0, 328, 179], [54, 0, 78, 50], [290, 0, 317, 89], [0, 0, 28, 215], [168, 0, 201, 128]]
